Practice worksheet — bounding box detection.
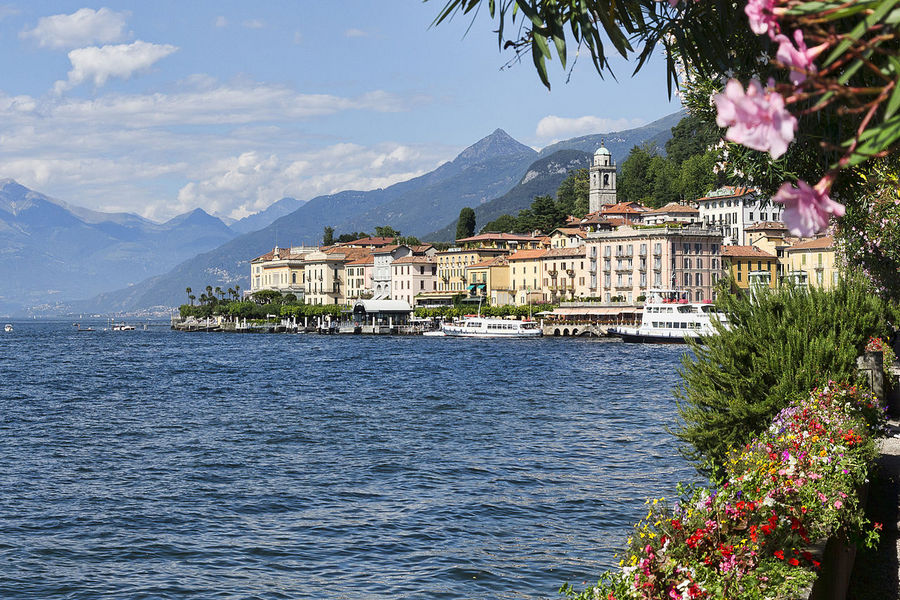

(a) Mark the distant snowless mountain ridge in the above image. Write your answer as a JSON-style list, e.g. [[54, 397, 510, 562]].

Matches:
[[0, 110, 684, 315]]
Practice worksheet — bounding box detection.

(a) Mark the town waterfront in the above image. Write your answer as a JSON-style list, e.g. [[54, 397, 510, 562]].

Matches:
[[0, 322, 695, 599]]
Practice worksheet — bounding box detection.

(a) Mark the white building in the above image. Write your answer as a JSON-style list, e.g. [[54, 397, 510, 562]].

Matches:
[[372, 245, 412, 299], [697, 186, 782, 245], [588, 144, 617, 213]]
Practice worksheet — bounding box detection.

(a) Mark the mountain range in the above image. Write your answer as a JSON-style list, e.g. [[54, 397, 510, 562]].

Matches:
[[2, 110, 685, 315]]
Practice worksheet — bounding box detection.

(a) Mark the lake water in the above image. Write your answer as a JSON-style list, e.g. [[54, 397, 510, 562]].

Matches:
[[0, 321, 696, 599]]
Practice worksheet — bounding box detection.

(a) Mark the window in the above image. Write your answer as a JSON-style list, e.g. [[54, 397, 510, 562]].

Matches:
[[685, 273, 692, 286], [696, 273, 703, 286]]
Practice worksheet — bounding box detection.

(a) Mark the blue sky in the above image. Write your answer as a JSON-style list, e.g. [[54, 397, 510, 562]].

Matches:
[[0, 2, 680, 221]]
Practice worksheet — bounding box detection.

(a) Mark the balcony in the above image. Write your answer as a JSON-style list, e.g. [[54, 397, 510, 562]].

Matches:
[[547, 270, 558, 277], [566, 269, 575, 277]]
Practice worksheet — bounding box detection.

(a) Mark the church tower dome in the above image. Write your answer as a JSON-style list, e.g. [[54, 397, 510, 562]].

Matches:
[[589, 143, 616, 212]]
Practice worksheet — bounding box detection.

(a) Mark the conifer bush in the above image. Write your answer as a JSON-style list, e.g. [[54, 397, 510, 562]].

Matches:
[[675, 274, 897, 471]]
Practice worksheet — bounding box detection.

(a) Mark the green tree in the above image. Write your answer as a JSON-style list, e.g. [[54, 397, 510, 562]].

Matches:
[[665, 113, 720, 166], [529, 194, 563, 233], [396, 235, 422, 246], [252, 289, 282, 305], [323, 226, 334, 246], [676, 152, 719, 203], [374, 225, 400, 238], [676, 275, 897, 471], [480, 213, 519, 233], [456, 207, 476, 239], [647, 155, 679, 208], [556, 168, 590, 218], [185, 287, 193, 306], [618, 143, 658, 204]]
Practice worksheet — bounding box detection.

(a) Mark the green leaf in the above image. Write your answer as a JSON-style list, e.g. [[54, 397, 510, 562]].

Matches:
[[531, 32, 551, 89], [823, 0, 900, 67], [841, 114, 900, 167]]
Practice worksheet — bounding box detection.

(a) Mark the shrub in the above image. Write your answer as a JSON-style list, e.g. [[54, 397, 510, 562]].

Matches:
[[675, 274, 897, 471]]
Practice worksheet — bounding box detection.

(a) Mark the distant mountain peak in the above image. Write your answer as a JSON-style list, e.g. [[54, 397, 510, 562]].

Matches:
[[454, 128, 536, 166]]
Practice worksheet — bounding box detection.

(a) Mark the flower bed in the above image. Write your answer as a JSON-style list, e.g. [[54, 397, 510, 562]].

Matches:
[[562, 383, 886, 600]]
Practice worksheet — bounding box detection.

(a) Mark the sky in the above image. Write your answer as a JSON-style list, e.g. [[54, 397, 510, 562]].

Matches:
[[0, 2, 680, 223]]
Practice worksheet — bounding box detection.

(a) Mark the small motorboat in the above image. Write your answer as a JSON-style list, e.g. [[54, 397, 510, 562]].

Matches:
[[4, 324, 11, 332]]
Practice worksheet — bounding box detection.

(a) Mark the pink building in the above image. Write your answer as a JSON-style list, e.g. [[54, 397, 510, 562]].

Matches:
[[391, 255, 437, 306], [585, 226, 724, 303]]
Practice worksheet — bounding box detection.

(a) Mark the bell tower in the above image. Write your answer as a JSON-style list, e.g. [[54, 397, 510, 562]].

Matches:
[[589, 143, 617, 213]]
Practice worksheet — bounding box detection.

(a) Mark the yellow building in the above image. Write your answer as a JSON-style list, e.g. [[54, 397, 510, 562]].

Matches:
[[455, 232, 544, 251], [435, 247, 508, 293], [464, 256, 511, 305], [721, 245, 779, 292], [507, 248, 548, 305], [249, 245, 317, 298], [782, 235, 839, 289]]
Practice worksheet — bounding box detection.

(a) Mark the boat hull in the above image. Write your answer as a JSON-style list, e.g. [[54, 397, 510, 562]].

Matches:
[[608, 327, 705, 344]]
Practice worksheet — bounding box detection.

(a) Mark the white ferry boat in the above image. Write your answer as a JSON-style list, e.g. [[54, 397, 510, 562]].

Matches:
[[442, 316, 542, 338], [608, 289, 726, 344]]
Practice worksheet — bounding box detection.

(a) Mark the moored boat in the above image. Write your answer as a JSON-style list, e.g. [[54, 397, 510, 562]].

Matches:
[[4, 323, 11, 332], [441, 316, 542, 338], [608, 289, 726, 344]]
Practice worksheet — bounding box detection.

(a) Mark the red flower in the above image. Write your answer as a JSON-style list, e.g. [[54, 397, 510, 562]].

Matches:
[[789, 558, 800, 566], [774, 550, 785, 560]]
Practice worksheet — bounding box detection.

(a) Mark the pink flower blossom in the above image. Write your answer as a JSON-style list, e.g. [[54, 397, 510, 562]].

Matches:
[[774, 178, 845, 237], [714, 79, 797, 158], [745, 0, 778, 37], [774, 30, 827, 85], [834, 500, 844, 509]]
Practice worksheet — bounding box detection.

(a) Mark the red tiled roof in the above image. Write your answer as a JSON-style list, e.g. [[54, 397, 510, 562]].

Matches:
[[507, 248, 548, 261], [787, 235, 835, 251], [543, 246, 586, 258], [721, 245, 776, 258], [466, 256, 508, 269], [251, 246, 309, 262], [601, 202, 648, 215], [345, 254, 374, 266], [552, 227, 588, 237], [745, 221, 788, 231], [696, 186, 756, 201], [392, 255, 436, 265], [646, 202, 699, 214]]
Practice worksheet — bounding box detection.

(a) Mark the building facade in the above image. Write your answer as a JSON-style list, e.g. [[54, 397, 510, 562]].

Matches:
[[372, 245, 412, 299], [721, 245, 779, 292], [249, 245, 318, 298], [782, 236, 839, 289], [586, 226, 724, 303], [507, 249, 548, 305], [697, 186, 783, 246], [344, 254, 374, 300], [541, 246, 589, 302], [463, 256, 511, 305], [391, 255, 437, 306]]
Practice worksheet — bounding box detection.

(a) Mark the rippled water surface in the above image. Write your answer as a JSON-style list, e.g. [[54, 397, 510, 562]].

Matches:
[[0, 321, 696, 599]]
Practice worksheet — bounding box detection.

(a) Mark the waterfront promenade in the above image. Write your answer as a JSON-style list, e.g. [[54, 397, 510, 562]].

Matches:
[[848, 418, 900, 599]]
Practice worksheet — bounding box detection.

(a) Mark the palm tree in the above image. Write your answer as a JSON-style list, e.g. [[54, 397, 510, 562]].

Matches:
[[186, 287, 193, 305]]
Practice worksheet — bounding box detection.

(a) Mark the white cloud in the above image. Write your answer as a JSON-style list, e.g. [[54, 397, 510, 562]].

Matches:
[[344, 28, 367, 38], [242, 19, 265, 29], [0, 83, 446, 221], [214, 16, 227, 28], [174, 144, 437, 221], [53, 40, 178, 93], [0, 5, 20, 21], [535, 115, 646, 140], [21, 7, 129, 49]]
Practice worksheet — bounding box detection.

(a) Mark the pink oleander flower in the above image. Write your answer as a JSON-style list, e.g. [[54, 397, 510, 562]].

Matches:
[[714, 78, 797, 158], [774, 30, 827, 85], [774, 178, 845, 236], [745, 0, 778, 37]]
